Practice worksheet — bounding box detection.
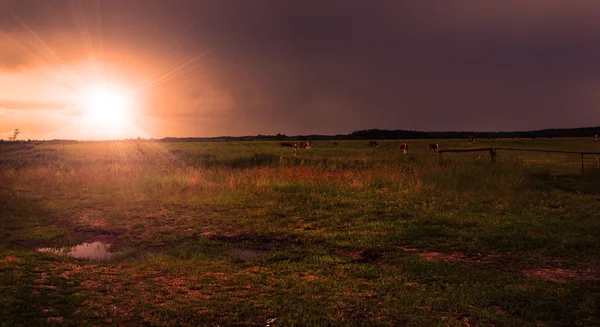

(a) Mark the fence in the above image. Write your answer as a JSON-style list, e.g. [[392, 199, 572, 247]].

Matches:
[[437, 147, 600, 175]]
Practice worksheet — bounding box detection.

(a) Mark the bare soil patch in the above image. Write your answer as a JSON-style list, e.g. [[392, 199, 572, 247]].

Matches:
[[397, 246, 493, 263], [77, 209, 110, 230], [0, 255, 21, 263], [72, 210, 123, 241], [337, 248, 385, 263], [233, 248, 266, 260], [398, 246, 600, 283], [521, 267, 600, 283], [201, 229, 243, 239]]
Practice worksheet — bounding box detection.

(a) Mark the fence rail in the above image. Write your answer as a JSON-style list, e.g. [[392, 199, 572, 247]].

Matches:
[[494, 147, 600, 155], [437, 147, 600, 175], [438, 147, 498, 162]]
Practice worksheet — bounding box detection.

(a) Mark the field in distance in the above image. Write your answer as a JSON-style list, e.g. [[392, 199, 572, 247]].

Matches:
[[0, 138, 599, 326]]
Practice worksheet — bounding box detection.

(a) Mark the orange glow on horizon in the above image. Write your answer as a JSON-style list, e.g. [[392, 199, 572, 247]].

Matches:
[[0, 1, 216, 140]]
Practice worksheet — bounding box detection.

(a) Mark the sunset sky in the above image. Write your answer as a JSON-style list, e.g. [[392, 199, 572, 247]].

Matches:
[[1, 0, 600, 140]]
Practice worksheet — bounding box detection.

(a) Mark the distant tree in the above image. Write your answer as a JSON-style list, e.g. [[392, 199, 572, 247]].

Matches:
[[8, 129, 20, 141]]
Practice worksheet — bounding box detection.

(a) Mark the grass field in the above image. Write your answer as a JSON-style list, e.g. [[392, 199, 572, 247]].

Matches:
[[1, 138, 599, 326]]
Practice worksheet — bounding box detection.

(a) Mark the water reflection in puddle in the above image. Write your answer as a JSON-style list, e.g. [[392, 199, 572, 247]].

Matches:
[[38, 241, 112, 260]]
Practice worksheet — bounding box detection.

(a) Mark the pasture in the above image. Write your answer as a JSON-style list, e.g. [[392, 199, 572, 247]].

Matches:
[[0, 138, 599, 326]]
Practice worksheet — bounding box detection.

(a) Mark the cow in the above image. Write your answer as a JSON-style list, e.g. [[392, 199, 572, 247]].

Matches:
[[280, 142, 294, 147], [297, 141, 311, 149], [399, 142, 408, 154], [136, 138, 145, 155], [136, 142, 144, 155], [469, 135, 476, 143], [332, 141, 338, 146], [429, 143, 439, 152], [368, 140, 379, 147]]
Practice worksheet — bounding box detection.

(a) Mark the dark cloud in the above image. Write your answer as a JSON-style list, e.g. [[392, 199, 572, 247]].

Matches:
[[2, 0, 600, 135]]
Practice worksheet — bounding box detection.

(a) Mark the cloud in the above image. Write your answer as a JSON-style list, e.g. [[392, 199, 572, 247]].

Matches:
[[0, 33, 32, 71], [3, 0, 600, 135]]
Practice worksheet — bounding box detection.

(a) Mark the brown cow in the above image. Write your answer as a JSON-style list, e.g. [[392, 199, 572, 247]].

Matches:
[[399, 142, 408, 154], [429, 143, 439, 152], [332, 141, 338, 146], [469, 135, 476, 143], [136, 142, 145, 155], [280, 142, 294, 147], [297, 141, 311, 149], [368, 140, 379, 147]]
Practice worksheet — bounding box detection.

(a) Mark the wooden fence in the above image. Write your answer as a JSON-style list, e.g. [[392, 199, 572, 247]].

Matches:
[[437, 147, 600, 175]]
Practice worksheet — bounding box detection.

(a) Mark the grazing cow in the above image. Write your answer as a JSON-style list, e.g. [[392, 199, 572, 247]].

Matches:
[[280, 142, 294, 147], [399, 142, 408, 154], [429, 143, 439, 152], [332, 141, 338, 146], [469, 135, 476, 143], [595, 134, 599, 141], [136, 139, 145, 155], [368, 140, 379, 147], [297, 141, 311, 149]]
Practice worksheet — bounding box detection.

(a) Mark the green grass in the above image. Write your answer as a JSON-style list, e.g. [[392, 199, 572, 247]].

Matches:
[[0, 138, 599, 326]]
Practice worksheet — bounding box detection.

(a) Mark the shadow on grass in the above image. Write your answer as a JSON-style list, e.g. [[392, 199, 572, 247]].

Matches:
[[0, 144, 59, 170], [0, 190, 55, 249], [532, 173, 600, 195]]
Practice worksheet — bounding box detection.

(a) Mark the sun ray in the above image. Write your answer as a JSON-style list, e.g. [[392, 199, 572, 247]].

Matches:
[[135, 48, 214, 96], [1, 0, 217, 140], [1, 9, 87, 91]]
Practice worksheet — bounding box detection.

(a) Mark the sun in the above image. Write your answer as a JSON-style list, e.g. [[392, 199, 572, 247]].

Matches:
[[79, 83, 133, 127]]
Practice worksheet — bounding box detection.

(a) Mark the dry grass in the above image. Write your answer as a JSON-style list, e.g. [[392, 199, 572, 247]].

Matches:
[[0, 139, 599, 326]]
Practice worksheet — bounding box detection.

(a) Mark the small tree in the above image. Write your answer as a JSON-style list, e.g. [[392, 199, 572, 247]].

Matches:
[[8, 129, 20, 141]]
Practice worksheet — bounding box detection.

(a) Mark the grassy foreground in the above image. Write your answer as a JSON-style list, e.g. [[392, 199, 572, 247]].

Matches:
[[0, 138, 599, 326]]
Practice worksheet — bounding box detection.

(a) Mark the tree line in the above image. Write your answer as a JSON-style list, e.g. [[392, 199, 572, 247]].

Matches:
[[2, 127, 599, 144], [157, 127, 600, 142]]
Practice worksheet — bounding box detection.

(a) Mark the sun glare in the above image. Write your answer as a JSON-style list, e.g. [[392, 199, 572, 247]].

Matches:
[[80, 83, 133, 127]]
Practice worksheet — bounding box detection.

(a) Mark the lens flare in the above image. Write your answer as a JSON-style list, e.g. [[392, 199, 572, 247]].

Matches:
[[80, 83, 132, 126]]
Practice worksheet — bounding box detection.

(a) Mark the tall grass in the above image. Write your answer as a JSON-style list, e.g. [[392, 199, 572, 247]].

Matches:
[[0, 143, 535, 204]]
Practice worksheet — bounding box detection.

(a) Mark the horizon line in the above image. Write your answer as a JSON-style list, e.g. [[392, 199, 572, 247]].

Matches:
[[4, 125, 599, 142]]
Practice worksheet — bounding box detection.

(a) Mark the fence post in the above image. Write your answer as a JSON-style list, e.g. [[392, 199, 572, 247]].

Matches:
[[489, 148, 496, 163], [581, 153, 584, 175]]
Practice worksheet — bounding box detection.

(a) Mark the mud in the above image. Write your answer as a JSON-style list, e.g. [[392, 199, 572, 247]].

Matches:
[[233, 248, 266, 260]]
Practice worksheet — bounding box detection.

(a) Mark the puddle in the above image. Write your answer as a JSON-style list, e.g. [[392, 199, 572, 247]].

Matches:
[[233, 248, 266, 260], [38, 241, 113, 260]]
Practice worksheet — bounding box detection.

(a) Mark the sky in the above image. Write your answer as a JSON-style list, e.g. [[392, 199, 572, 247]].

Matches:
[[1, 0, 600, 140]]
